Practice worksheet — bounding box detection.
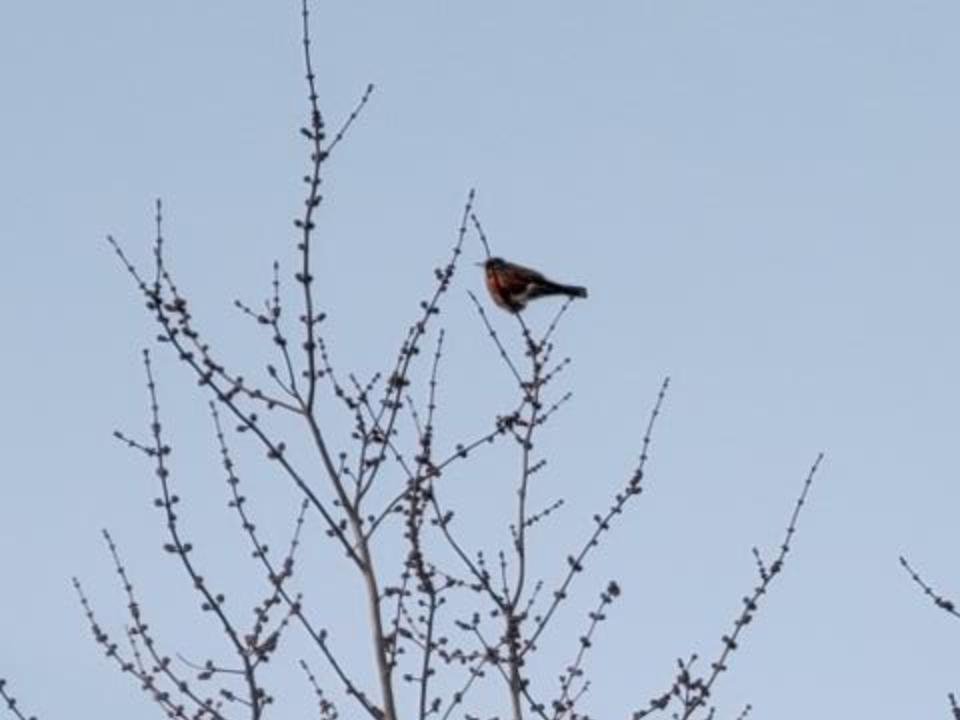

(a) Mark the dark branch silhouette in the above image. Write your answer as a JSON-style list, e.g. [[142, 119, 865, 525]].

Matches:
[[900, 556, 960, 716], [0, 680, 36, 720]]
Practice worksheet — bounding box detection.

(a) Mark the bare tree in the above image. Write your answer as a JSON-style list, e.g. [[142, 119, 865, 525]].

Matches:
[[2, 3, 823, 719]]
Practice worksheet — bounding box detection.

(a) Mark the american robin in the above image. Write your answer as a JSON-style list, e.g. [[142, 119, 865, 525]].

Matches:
[[480, 257, 587, 313]]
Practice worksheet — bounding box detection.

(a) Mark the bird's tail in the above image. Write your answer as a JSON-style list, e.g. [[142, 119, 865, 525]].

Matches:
[[535, 281, 588, 300]]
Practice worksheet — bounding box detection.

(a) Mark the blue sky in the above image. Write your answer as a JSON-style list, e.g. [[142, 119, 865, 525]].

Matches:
[[2, 2, 960, 718]]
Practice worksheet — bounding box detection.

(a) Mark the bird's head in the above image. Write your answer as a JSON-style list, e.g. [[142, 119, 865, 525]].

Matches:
[[478, 257, 506, 271]]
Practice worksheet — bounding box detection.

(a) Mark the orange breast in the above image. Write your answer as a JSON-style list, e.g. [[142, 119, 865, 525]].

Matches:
[[485, 268, 511, 309]]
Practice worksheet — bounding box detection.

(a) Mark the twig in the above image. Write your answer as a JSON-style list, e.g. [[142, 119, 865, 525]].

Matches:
[[523, 377, 670, 657], [212, 403, 382, 720], [470, 213, 493, 259], [552, 582, 621, 720], [633, 454, 823, 719], [899, 556, 960, 621], [0, 679, 37, 720]]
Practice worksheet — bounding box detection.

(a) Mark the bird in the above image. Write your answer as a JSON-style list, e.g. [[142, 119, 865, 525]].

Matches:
[[480, 256, 587, 313]]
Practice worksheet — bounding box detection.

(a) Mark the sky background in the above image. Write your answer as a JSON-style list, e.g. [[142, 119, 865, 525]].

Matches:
[[2, 1, 960, 718]]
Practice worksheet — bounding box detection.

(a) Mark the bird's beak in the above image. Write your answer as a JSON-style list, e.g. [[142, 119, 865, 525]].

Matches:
[[474, 261, 486, 267]]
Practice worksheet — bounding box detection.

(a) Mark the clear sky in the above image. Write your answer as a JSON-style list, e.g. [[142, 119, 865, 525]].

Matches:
[[2, 2, 960, 718]]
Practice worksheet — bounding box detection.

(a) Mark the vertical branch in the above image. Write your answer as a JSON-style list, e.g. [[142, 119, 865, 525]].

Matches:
[[296, 0, 327, 416], [411, 332, 445, 720], [506, 318, 549, 720], [462, 284, 586, 720], [509, 314, 546, 608], [295, 10, 466, 705], [296, 0, 374, 416]]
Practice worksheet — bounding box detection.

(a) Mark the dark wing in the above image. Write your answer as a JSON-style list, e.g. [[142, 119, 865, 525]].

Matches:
[[498, 261, 546, 295]]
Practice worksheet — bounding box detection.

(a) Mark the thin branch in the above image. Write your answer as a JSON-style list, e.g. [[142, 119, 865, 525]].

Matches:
[[358, 189, 475, 503], [674, 455, 823, 720], [327, 83, 375, 157], [899, 556, 960, 621], [633, 454, 823, 719], [107, 233, 364, 568], [523, 377, 670, 657], [297, 0, 328, 417], [0, 679, 37, 720], [74, 543, 227, 720], [126, 350, 266, 718], [470, 213, 493, 259], [212, 403, 383, 720], [552, 582, 620, 720], [300, 660, 340, 720], [467, 290, 526, 393]]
